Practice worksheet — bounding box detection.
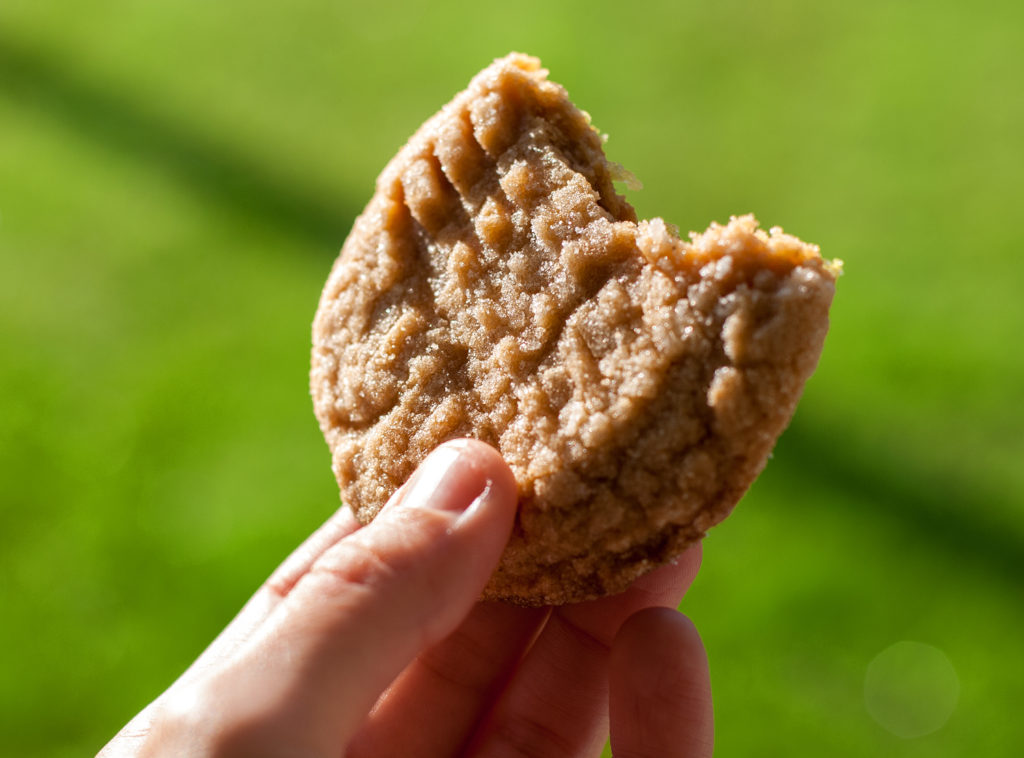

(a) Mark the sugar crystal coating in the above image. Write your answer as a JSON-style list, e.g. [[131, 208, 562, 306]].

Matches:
[[311, 53, 838, 605]]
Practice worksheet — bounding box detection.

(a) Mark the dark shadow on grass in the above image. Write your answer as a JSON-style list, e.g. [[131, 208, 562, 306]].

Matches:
[[0, 32, 359, 252], [774, 417, 1024, 586]]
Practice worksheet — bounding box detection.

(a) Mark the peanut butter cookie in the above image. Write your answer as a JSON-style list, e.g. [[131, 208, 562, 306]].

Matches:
[[311, 53, 839, 605]]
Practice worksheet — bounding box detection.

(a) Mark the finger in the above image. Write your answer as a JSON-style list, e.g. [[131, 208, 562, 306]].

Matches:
[[183, 499, 364, 678], [465, 544, 702, 758], [206, 439, 518, 757], [345, 602, 550, 757], [214, 479, 417, 663], [609, 607, 713, 758]]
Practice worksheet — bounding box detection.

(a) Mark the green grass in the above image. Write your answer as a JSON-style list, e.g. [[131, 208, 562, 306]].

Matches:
[[1, 1, 1022, 755]]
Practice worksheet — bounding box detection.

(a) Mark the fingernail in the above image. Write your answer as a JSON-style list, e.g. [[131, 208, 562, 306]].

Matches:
[[403, 441, 486, 514]]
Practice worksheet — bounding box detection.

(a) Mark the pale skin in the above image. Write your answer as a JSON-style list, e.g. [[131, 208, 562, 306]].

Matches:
[[100, 440, 713, 757]]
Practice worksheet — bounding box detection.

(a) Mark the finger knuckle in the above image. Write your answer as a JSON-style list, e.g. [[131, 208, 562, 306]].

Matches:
[[310, 536, 399, 594], [488, 712, 576, 758]]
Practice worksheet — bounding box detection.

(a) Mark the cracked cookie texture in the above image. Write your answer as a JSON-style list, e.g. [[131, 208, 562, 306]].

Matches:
[[311, 53, 839, 605]]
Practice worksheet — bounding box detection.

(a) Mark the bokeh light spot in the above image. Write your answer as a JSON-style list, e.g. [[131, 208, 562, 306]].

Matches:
[[864, 641, 959, 739]]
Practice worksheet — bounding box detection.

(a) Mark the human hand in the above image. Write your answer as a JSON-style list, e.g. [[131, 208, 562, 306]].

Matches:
[[99, 440, 712, 757]]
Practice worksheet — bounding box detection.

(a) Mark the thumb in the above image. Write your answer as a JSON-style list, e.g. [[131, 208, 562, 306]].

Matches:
[[209, 439, 518, 756]]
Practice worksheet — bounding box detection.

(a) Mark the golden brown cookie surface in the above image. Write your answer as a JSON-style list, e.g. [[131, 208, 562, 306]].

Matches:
[[311, 53, 839, 605]]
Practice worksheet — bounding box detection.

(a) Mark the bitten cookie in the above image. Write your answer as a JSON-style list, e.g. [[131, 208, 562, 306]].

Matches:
[[311, 53, 839, 605]]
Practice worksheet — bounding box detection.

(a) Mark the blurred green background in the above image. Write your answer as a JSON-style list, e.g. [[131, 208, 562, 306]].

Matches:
[[2, 0, 1022, 755]]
